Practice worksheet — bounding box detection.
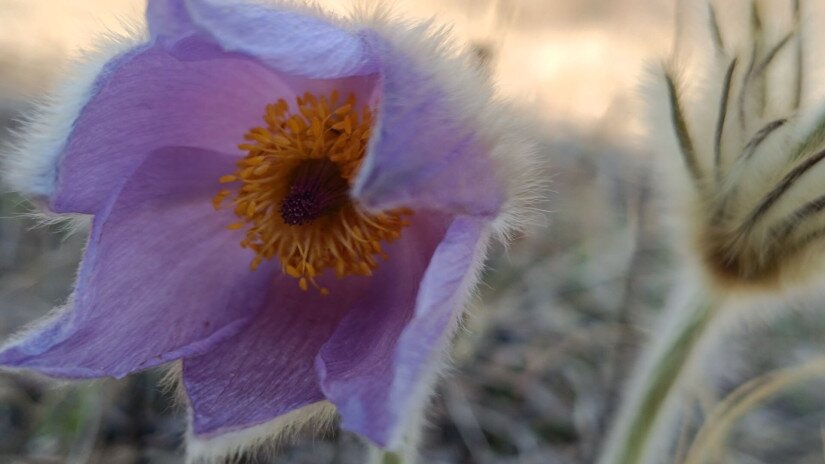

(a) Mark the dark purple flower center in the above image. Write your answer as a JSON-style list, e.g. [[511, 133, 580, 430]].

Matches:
[[280, 159, 349, 226]]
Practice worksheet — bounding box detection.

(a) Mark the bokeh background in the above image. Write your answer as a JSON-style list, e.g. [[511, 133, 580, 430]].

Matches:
[[2, 1, 825, 463]]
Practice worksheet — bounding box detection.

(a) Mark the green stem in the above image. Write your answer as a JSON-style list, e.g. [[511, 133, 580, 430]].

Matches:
[[365, 444, 405, 464], [601, 290, 716, 464], [381, 451, 404, 464]]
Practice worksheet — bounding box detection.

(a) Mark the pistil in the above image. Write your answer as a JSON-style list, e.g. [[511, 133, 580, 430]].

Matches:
[[280, 159, 349, 226]]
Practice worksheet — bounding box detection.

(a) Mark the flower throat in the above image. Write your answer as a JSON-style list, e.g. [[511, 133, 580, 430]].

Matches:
[[279, 159, 348, 226], [214, 92, 412, 294]]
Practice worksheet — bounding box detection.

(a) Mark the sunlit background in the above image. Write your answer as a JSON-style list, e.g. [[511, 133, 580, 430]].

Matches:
[[3, 1, 825, 463]]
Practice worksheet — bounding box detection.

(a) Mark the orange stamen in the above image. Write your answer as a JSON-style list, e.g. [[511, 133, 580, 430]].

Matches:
[[214, 91, 412, 293]]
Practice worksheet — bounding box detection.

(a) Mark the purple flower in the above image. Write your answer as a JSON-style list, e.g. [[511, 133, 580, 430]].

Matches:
[[1, 0, 538, 459]]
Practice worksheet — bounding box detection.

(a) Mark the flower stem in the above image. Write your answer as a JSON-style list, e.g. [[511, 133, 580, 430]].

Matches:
[[600, 288, 717, 464], [381, 451, 404, 464], [365, 443, 405, 464]]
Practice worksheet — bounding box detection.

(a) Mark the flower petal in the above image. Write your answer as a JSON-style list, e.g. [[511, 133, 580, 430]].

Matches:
[[51, 45, 292, 214], [353, 32, 504, 217], [146, 0, 195, 44], [317, 216, 489, 447], [186, 402, 337, 462], [172, 0, 377, 78], [0, 147, 270, 378], [182, 213, 451, 437], [182, 282, 350, 436]]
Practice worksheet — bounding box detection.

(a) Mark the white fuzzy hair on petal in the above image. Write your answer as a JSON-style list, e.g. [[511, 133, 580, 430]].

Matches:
[[185, 401, 338, 464], [158, 359, 338, 463], [0, 300, 77, 380], [345, 1, 545, 243], [384, 221, 494, 453], [1, 23, 147, 206]]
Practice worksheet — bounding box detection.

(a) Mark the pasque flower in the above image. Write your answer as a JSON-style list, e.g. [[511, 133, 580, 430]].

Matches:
[[648, 0, 825, 296], [601, 2, 825, 463], [0, 0, 538, 460]]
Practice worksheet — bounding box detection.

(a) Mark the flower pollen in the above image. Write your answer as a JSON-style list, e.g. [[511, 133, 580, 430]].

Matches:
[[214, 91, 412, 294]]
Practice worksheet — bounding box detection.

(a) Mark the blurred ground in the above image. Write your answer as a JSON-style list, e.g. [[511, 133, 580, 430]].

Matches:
[[3, 1, 825, 463]]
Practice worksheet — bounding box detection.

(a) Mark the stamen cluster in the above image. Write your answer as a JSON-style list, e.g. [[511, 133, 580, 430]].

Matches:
[[214, 92, 412, 293]]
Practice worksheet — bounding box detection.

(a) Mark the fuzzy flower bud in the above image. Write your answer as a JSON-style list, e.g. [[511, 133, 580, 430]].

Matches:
[[652, 0, 825, 295]]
